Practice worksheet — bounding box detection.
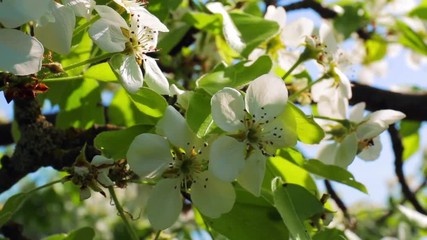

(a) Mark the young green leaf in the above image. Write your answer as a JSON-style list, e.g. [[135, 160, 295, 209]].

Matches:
[[288, 103, 325, 144], [272, 180, 324, 240], [0, 193, 29, 227]]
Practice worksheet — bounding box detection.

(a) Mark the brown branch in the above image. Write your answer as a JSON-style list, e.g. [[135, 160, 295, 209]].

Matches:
[[388, 124, 427, 214], [0, 221, 30, 240], [283, 0, 338, 19], [350, 81, 427, 122], [324, 180, 350, 219], [0, 97, 122, 194]]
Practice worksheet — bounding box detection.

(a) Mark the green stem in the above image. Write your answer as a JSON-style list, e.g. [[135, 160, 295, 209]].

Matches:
[[108, 187, 139, 240], [73, 15, 100, 37], [63, 52, 116, 71], [153, 230, 161, 240], [313, 115, 348, 124], [288, 75, 326, 102], [43, 75, 84, 82], [282, 58, 303, 81], [28, 178, 66, 194]]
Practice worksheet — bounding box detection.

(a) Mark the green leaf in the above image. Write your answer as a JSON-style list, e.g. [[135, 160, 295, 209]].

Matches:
[[147, 0, 182, 20], [230, 12, 280, 57], [313, 229, 347, 240], [84, 62, 117, 82], [158, 23, 192, 54], [65, 226, 95, 240], [265, 156, 318, 199], [279, 148, 367, 193], [108, 88, 158, 126], [288, 102, 325, 144], [94, 125, 153, 160], [183, 12, 221, 33], [400, 120, 421, 160], [197, 55, 272, 94], [62, 32, 93, 76], [0, 193, 29, 227], [273, 181, 324, 240], [205, 187, 289, 240], [396, 20, 427, 56], [364, 37, 387, 64], [409, 0, 427, 20], [186, 89, 218, 137], [43, 226, 95, 240], [129, 87, 168, 119], [333, 2, 369, 39], [55, 78, 105, 129]]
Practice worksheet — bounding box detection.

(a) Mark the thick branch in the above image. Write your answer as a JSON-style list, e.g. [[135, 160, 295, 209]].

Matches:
[[388, 125, 427, 214], [283, 0, 338, 19], [0, 98, 121, 194], [350, 82, 427, 122]]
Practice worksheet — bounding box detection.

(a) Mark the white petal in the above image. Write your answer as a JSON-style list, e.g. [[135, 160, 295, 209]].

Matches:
[[211, 87, 245, 132], [317, 94, 348, 119], [264, 5, 286, 29], [110, 54, 143, 93], [92, 155, 114, 166], [130, 7, 169, 32], [311, 78, 334, 102], [277, 50, 305, 74], [209, 136, 246, 182], [192, 171, 236, 218], [281, 18, 314, 48], [35, 3, 76, 54], [146, 178, 182, 230], [335, 133, 358, 168], [0, 0, 50, 28], [358, 136, 382, 161], [94, 5, 129, 28], [366, 110, 406, 127], [335, 68, 352, 99], [142, 57, 170, 95], [126, 133, 173, 178], [246, 73, 288, 123], [317, 142, 339, 165], [261, 106, 297, 154], [156, 106, 195, 150], [319, 22, 338, 57], [349, 102, 366, 123], [398, 205, 427, 228], [89, 18, 128, 53], [237, 151, 266, 197], [0, 29, 43, 75], [63, 0, 95, 20], [356, 122, 386, 140], [207, 2, 245, 53]]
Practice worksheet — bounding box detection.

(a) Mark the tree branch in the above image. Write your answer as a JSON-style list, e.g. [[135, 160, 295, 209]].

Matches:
[[350, 82, 427, 122], [324, 180, 350, 219], [283, 0, 338, 19], [388, 124, 427, 214], [0, 97, 122, 194]]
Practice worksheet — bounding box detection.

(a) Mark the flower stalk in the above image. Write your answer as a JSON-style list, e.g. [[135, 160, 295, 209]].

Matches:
[[108, 186, 139, 240]]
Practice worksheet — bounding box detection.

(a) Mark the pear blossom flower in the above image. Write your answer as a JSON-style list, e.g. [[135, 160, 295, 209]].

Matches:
[[63, 0, 95, 20], [209, 73, 297, 196], [317, 102, 406, 168], [249, 6, 314, 74], [127, 106, 235, 230], [35, 1, 76, 54], [70, 155, 115, 200], [0, 0, 50, 75], [89, 5, 170, 94], [308, 22, 352, 119], [206, 2, 245, 53]]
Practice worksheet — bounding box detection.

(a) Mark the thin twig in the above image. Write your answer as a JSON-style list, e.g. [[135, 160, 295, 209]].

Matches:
[[324, 180, 350, 219], [388, 125, 427, 214]]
